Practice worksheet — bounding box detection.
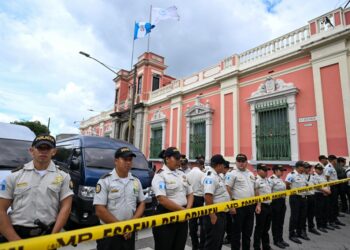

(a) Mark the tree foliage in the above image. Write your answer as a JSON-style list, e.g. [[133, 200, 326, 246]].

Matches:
[[11, 120, 50, 136]]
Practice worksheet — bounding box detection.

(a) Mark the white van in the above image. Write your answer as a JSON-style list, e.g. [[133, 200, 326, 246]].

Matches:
[[0, 122, 36, 187]]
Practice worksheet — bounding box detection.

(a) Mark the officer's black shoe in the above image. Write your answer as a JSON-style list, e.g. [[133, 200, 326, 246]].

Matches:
[[329, 223, 341, 229], [289, 236, 302, 244], [298, 232, 310, 241], [274, 242, 285, 249], [309, 228, 321, 235], [335, 220, 346, 226], [280, 240, 289, 247], [318, 227, 328, 233], [325, 224, 335, 230]]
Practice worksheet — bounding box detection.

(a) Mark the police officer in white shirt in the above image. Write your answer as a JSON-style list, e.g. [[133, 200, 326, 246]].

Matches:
[[324, 155, 343, 228], [303, 162, 320, 236], [253, 164, 272, 250], [187, 156, 206, 250], [225, 154, 255, 250], [179, 154, 191, 174], [152, 147, 194, 250], [0, 134, 73, 242], [313, 164, 331, 232], [269, 165, 289, 249], [285, 161, 308, 244], [202, 154, 231, 250], [93, 147, 145, 250]]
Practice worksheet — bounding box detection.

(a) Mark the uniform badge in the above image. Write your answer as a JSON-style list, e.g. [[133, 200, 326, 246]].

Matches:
[[69, 180, 74, 190], [96, 184, 101, 194], [16, 182, 28, 188], [110, 189, 119, 193], [52, 175, 64, 185]]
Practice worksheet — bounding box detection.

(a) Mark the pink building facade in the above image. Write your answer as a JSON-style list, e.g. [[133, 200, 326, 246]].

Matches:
[[86, 8, 350, 168]]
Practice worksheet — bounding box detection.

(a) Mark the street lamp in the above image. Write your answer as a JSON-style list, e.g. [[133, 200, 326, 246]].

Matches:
[[79, 51, 136, 144]]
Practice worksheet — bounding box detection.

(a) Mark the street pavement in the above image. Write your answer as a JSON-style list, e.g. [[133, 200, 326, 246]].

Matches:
[[61, 201, 350, 250]]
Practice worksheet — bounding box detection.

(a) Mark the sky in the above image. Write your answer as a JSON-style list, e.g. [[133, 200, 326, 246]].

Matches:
[[0, 0, 346, 135]]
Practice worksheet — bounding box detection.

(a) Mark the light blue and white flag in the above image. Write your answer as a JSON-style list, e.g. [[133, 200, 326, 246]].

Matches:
[[152, 6, 180, 25], [134, 22, 155, 40]]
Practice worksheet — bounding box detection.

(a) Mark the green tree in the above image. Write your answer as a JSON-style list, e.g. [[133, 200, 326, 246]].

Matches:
[[11, 120, 50, 136]]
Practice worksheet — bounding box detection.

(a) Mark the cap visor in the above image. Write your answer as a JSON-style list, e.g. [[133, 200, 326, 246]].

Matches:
[[34, 141, 55, 148], [120, 152, 136, 158]]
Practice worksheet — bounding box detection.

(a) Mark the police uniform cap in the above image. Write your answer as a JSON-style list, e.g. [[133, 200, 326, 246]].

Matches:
[[328, 155, 337, 161], [318, 155, 328, 161], [272, 164, 286, 171], [303, 162, 312, 168], [159, 147, 181, 159], [195, 154, 205, 160], [256, 163, 270, 171], [114, 147, 136, 158], [337, 157, 346, 163], [314, 163, 324, 170], [236, 153, 247, 162], [210, 154, 226, 166], [32, 134, 56, 148], [295, 160, 305, 168]]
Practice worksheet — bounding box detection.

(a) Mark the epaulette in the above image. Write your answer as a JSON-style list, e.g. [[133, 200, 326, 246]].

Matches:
[[207, 171, 212, 176], [11, 165, 24, 173], [270, 175, 275, 179], [58, 166, 69, 173], [156, 169, 164, 174], [100, 173, 111, 179]]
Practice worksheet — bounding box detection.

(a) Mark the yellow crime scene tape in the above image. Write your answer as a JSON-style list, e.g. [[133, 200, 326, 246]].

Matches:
[[0, 178, 349, 250]]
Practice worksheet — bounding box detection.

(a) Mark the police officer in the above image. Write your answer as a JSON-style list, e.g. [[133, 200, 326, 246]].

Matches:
[[318, 155, 328, 167], [269, 165, 289, 249], [253, 164, 272, 250], [336, 157, 348, 214], [222, 161, 233, 245], [93, 147, 145, 250], [225, 154, 255, 250], [313, 164, 331, 233], [324, 155, 344, 228], [0, 134, 73, 241], [187, 155, 206, 250], [152, 147, 194, 250], [180, 154, 191, 174], [285, 161, 308, 244], [202, 154, 231, 250], [303, 162, 320, 235]]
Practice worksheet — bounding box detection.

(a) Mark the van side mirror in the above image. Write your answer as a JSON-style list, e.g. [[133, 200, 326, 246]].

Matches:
[[73, 148, 81, 157], [70, 158, 80, 170]]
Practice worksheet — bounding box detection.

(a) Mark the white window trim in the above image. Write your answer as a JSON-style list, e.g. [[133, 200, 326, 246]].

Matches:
[[185, 97, 213, 161], [247, 77, 299, 165], [149, 110, 167, 160]]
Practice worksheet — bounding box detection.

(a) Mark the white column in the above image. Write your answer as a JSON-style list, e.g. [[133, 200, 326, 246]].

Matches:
[[205, 114, 213, 161], [287, 95, 299, 161], [233, 83, 239, 157]]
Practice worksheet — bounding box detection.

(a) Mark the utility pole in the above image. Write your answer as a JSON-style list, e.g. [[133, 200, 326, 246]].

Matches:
[[127, 65, 137, 143]]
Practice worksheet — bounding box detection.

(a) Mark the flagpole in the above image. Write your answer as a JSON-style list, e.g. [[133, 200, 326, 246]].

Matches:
[[131, 22, 136, 70], [147, 5, 152, 53]]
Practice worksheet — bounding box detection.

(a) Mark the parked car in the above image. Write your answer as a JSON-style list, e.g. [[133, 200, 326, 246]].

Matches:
[[0, 122, 36, 212], [53, 135, 156, 228]]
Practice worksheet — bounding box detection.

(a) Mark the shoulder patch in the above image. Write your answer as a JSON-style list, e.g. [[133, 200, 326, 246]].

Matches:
[[11, 165, 24, 173], [100, 173, 111, 179], [156, 169, 164, 174]]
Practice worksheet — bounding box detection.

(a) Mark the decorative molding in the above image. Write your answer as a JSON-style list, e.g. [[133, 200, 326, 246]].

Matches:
[[149, 110, 167, 125], [185, 96, 214, 161], [247, 77, 299, 162]]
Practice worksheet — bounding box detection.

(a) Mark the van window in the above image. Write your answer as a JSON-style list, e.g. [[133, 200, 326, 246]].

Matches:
[[84, 148, 148, 170], [0, 139, 32, 167], [54, 147, 73, 166]]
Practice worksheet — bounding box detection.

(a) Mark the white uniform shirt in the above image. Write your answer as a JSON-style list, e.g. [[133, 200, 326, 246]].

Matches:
[[313, 172, 330, 193], [285, 171, 308, 196], [202, 167, 230, 204], [93, 169, 145, 223], [304, 173, 316, 195], [225, 168, 255, 200], [152, 165, 193, 207], [255, 175, 272, 204], [324, 163, 338, 181], [0, 161, 73, 227], [268, 174, 286, 193], [186, 167, 205, 197]]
